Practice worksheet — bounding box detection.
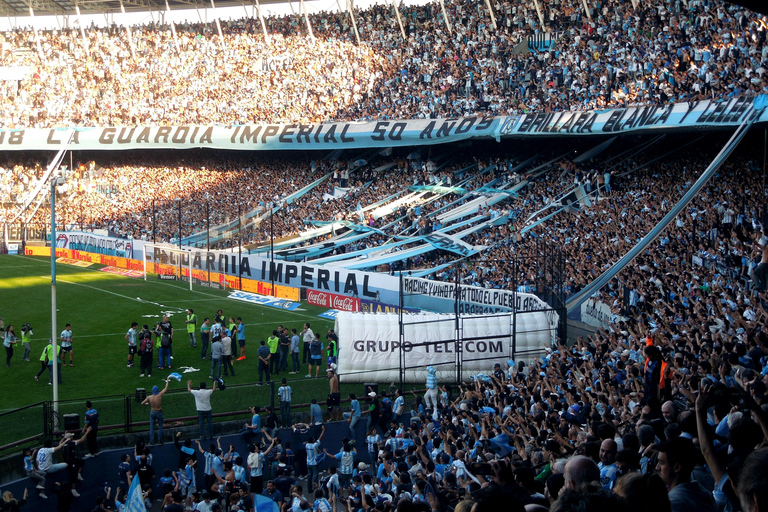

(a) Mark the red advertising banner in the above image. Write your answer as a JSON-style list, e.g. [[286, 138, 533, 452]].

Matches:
[[306, 289, 361, 312]]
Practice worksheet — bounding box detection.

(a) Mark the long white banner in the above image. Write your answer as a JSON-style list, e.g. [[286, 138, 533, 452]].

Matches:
[[335, 311, 552, 383], [1, 98, 765, 150]]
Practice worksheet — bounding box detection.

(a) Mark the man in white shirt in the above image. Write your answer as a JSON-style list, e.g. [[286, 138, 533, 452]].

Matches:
[[36, 436, 71, 480], [188, 379, 217, 440], [301, 323, 315, 365]]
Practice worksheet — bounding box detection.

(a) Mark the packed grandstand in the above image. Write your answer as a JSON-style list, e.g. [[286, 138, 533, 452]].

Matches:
[[0, 0, 765, 127], [2, 0, 768, 511]]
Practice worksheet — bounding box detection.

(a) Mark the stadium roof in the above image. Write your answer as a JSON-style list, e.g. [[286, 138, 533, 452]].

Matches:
[[0, 0, 312, 16]]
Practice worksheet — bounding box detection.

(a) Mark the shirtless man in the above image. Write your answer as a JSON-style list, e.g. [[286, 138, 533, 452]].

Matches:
[[142, 378, 171, 445], [327, 365, 341, 421]]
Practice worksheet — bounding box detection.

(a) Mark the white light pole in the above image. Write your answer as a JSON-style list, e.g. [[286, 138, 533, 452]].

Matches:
[[50, 176, 65, 420]]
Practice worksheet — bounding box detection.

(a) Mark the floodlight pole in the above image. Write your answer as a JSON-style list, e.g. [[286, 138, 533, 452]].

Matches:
[[177, 198, 182, 250], [50, 176, 65, 421], [270, 202, 275, 296], [238, 202, 242, 291]]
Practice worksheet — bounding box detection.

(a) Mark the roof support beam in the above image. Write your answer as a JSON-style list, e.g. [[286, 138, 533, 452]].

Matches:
[[254, 0, 269, 43], [344, 0, 359, 44], [118, 0, 136, 59], [300, 0, 313, 41], [164, 0, 180, 54], [209, 0, 225, 49], [485, 0, 496, 29], [75, 2, 90, 56], [388, 0, 406, 40]]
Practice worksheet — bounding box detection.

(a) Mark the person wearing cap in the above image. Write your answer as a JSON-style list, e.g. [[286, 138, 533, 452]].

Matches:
[[365, 389, 380, 434], [142, 378, 171, 445]]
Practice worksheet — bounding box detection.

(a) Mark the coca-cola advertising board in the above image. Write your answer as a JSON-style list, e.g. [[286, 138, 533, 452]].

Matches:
[[307, 289, 360, 312]]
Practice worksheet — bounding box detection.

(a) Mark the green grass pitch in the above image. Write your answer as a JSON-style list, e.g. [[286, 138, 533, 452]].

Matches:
[[0, 254, 338, 413]]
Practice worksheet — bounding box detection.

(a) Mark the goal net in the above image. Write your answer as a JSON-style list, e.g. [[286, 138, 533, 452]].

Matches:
[[142, 243, 194, 291]]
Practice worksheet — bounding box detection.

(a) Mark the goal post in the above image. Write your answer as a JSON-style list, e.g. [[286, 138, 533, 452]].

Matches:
[[142, 242, 193, 291]]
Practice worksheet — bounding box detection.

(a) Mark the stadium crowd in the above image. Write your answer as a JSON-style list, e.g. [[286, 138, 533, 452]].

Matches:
[[0, 0, 767, 127]]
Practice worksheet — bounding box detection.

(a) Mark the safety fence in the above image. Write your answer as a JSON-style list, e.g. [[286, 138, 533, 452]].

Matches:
[[0, 376, 425, 458]]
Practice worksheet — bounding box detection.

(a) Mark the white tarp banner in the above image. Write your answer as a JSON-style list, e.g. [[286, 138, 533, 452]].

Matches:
[[335, 311, 553, 383]]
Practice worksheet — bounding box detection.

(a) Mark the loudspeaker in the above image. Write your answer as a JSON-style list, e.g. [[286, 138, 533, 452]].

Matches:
[[63, 413, 80, 431]]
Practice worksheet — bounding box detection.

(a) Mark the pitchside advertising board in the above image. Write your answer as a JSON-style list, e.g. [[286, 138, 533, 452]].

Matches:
[[2, 97, 766, 151], [335, 311, 555, 383]]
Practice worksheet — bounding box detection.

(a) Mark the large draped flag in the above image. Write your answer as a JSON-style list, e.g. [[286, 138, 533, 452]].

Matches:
[[255, 495, 280, 512], [125, 472, 146, 512]]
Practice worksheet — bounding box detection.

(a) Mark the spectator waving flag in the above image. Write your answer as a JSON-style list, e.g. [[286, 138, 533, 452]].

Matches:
[[254, 494, 280, 512], [125, 471, 146, 512]]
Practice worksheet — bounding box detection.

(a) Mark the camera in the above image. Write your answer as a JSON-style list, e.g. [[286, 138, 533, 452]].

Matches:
[[22, 323, 32, 333]]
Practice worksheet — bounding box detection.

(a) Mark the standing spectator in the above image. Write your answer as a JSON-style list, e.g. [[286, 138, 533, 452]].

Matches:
[[324, 440, 355, 493], [125, 321, 138, 368], [200, 317, 211, 360], [307, 336, 323, 379], [236, 317, 246, 361], [327, 367, 340, 421], [20, 323, 32, 362], [289, 329, 300, 374], [83, 401, 99, 458], [392, 389, 404, 426], [23, 447, 46, 499], [188, 380, 217, 440], [142, 379, 171, 445], [267, 330, 280, 376], [210, 336, 223, 380], [117, 454, 132, 498], [4, 324, 17, 367], [278, 327, 290, 373], [343, 394, 361, 439], [62, 428, 90, 497], [424, 366, 438, 412], [304, 426, 325, 492], [257, 340, 271, 385], [186, 309, 197, 349], [221, 329, 235, 377], [364, 391, 379, 434], [753, 234, 768, 291], [262, 480, 283, 507], [278, 378, 292, 426], [656, 438, 715, 512], [138, 328, 154, 378], [301, 324, 314, 365], [247, 442, 269, 496], [60, 323, 73, 367], [135, 451, 156, 502]]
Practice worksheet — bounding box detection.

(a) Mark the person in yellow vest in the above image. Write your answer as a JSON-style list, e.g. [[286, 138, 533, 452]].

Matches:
[[186, 309, 197, 349], [44, 339, 62, 385], [267, 330, 280, 376]]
